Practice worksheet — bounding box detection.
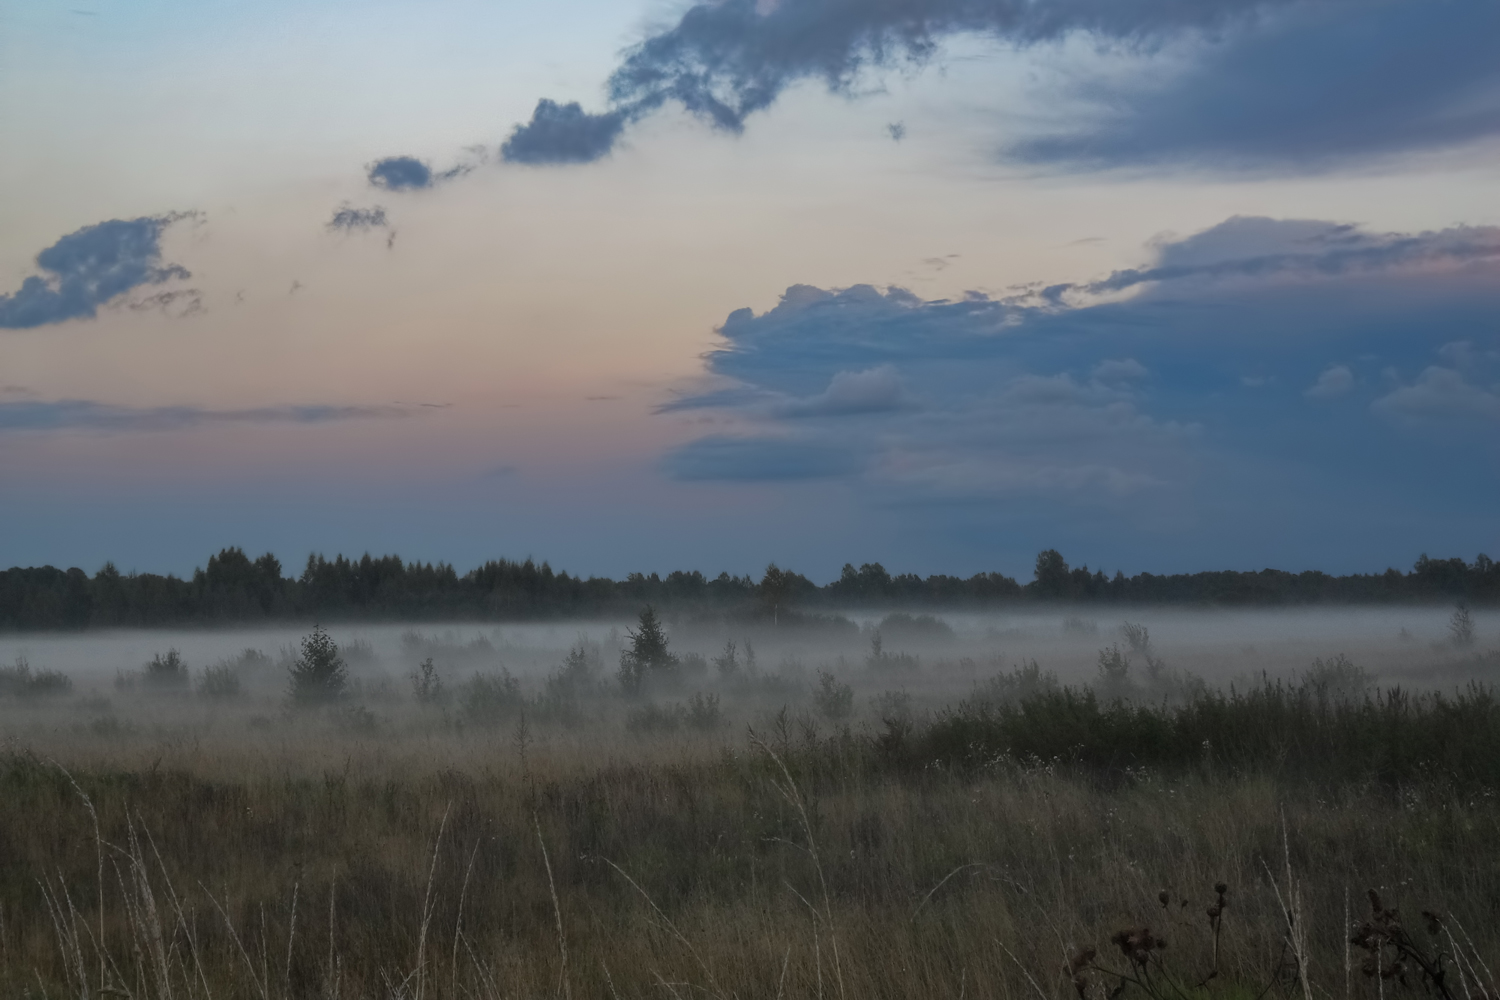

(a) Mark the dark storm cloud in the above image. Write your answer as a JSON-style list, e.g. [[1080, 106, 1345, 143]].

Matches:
[[0, 214, 192, 330], [0, 400, 418, 432]]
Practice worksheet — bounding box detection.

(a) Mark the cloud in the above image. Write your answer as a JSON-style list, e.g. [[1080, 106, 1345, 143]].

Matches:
[[1091, 358, 1149, 384], [485, 0, 1499, 170], [1373, 366, 1500, 422], [0, 214, 192, 329], [0, 400, 419, 432], [500, 100, 630, 165], [776, 365, 912, 417], [663, 435, 861, 481], [661, 215, 1500, 516], [1057, 216, 1500, 302], [368, 157, 433, 190], [1304, 364, 1353, 399], [499, 0, 1313, 164], [1015, 0, 1500, 169], [327, 204, 389, 233]]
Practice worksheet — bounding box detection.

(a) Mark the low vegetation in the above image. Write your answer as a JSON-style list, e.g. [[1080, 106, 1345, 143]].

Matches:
[[1, 613, 1497, 998]]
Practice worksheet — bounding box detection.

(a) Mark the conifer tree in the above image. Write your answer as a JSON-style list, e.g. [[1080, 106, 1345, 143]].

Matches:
[[288, 624, 348, 704], [618, 605, 677, 694]]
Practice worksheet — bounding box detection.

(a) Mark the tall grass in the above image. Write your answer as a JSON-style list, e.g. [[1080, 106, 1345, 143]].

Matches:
[[2, 682, 1498, 998]]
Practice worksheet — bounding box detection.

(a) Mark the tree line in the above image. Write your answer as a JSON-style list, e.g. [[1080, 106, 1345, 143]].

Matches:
[[0, 546, 1494, 630]]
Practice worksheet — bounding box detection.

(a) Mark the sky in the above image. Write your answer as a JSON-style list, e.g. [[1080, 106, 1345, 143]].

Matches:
[[1, 0, 1498, 582]]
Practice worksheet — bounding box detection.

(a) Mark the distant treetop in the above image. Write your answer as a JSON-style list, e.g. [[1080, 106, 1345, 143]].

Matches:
[[0, 546, 1493, 630]]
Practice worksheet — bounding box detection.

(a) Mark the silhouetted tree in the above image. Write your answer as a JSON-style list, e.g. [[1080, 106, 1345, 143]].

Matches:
[[618, 606, 677, 694], [288, 625, 347, 705], [1031, 549, 1070, 599]]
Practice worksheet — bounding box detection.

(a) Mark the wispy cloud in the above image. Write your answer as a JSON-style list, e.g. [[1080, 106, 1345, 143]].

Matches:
[[0, 400, 424, 432], [1304, 364, 1353, 399], [0, 214, 194, 329], [327, 204, 389, 234], [1014, 0, 1500, 170], [480, 0, 1499, 170]]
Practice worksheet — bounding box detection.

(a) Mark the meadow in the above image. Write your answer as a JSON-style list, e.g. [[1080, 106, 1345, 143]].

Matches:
[[1, 606, 1497, 1000]]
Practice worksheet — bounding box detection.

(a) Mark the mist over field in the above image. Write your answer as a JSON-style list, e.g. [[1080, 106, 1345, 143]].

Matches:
[[3, 603, 1495, 751], [7, 0, 1500, 992]]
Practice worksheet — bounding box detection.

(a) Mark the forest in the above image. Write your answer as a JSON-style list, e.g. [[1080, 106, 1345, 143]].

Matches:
[[0, 545, 1495, 629]]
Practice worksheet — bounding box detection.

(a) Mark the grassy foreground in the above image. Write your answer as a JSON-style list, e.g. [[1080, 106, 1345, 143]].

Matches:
[[3, 695, 1500, 1000]]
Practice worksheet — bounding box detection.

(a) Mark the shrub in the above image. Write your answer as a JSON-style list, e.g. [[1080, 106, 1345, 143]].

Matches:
[[1096, 644, 1133, 700], [287, 625, 348, 705], [813, 670, 854, 720], [685, 692, 724, 731], [0, 657, 72, 698], [198, 664, 242, 700], [145, 649, 190, 691], [712, 641, 740, 679], [334, 704, 381, 735], [972, 660, 1058, 707], [538, 641, 599, 723], [866, 631, 920, 672], [618, 606, 678, 694], [1301, 654, 1371, 705], [410, 657, 444, 705], [1062, 616, 1099, 636], [1449, 603, 1476, 648], [871, 689, 914, 729], [343, 637, 379, 667], [1119, 621, 1151, 655], [877, 612, 955, 643], [626, 701, 685, 735], [459, 671, 522, 726]]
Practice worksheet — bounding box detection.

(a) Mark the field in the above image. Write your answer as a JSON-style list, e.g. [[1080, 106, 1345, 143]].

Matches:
[[2, 606, 1498, 999]]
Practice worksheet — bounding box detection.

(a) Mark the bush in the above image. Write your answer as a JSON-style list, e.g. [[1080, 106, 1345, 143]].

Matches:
[[871, 689, 914, 729], [1095, 644, 1132, 700], [145, 649, 190, 691], [198, 664, 242, 700], [618, 606, 678, 694], [1062, 616, 1099, 637], [1449, 603, 1476, 648], [972, 661, 1058, 707], [865, 632, 919, 672], [1300, 654, 1370, 705], [626, 701, 685, 735], [410, 657, 444, 705], [686, 692, 724, 731], [1119, 621, 1151, 655], [287, 625, 348, 705], [813, 670, 854, 720], [343, 637, 379, 667], [712, 641, 740, 679], [459, 671, 522, 726], [0, 657, 72, 698], [877, 612, 955, 643]]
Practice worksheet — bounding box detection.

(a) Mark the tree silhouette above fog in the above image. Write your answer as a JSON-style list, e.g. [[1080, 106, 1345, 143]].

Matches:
[[0, 546, 1494, 629]]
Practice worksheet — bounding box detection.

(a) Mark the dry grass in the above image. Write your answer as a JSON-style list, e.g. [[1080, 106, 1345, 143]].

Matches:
[[1, 719, 1497, 1000], [3, 652, 1499, 1000]]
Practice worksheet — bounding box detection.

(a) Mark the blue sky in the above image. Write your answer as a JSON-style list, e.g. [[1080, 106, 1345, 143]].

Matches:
[[1, 0, 1497, 580]]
